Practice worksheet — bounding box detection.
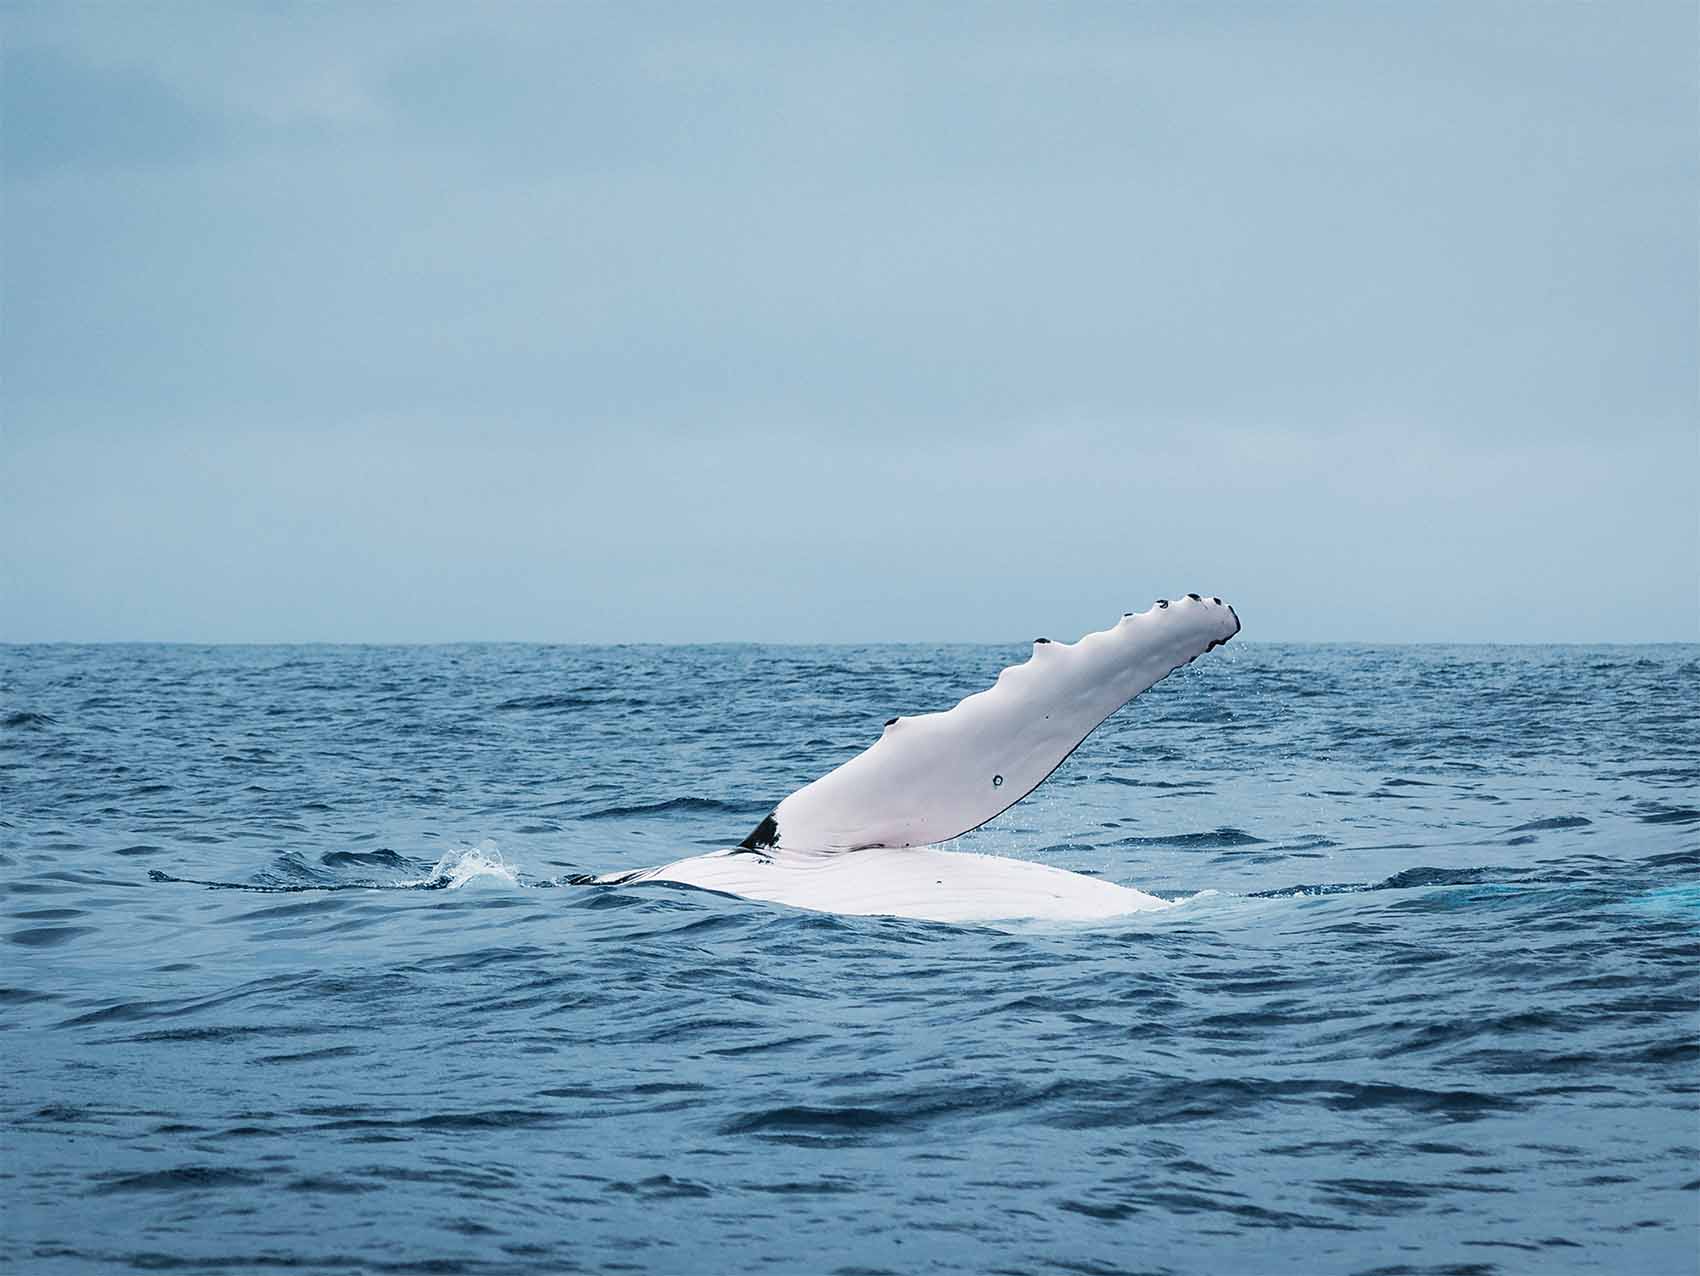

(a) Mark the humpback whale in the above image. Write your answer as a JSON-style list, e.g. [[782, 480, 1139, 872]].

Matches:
[[580, 594, 1241, 923]]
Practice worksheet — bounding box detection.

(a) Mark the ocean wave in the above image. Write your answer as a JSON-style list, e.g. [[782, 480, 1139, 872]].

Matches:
[[576, 796, 760, 821]]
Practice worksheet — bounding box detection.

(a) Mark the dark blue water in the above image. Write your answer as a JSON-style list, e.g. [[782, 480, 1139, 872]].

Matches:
[[4, 642, 1697, 1275]]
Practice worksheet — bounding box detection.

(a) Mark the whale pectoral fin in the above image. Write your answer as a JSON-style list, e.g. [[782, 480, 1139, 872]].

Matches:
[[739, 595, 1241, 854]]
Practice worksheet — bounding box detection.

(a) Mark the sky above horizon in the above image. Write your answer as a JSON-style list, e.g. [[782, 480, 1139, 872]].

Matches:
[[4, 2, 1696, 644]]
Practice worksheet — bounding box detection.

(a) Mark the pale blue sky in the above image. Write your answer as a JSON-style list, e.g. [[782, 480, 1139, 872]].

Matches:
[[4, 2, 1695, 642]]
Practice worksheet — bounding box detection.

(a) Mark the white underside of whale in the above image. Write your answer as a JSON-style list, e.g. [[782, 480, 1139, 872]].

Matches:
[[584, 593, 1241, 922], [614, 846, 1171, 924]]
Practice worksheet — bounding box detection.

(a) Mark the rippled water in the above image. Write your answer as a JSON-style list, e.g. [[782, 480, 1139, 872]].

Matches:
[[4, 641, 1697, 1275]]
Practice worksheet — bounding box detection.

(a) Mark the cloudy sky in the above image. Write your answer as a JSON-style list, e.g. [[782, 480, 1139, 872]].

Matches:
[[4, 2, 1695, 642]]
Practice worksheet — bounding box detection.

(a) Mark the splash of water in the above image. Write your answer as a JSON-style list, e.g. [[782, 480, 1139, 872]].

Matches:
[[401, 842, 522, 890]]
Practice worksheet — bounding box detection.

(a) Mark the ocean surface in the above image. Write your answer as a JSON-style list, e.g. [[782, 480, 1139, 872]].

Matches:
[[3, 640, 1697, 1275]]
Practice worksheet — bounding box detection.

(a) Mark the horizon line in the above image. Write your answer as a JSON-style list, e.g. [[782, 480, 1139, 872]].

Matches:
[[4, 637, 1696, 649]]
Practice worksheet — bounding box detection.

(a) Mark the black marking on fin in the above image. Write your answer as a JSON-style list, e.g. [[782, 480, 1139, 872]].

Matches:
[[1157, 599, 1169, 608], [884, 717, 899, 727], [1205, 605, 1242, 652], [1187, 592, 1201, 601], [1034, 637, 1051, 645], [1204, 603, 1242, 651], [1212, 596, 1221, 605], [739, 812, 779, 851]]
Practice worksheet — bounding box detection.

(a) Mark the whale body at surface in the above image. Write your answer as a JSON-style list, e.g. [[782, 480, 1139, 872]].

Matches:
[[584, 593, 1241, 923], [624, 846, 1170, 925]]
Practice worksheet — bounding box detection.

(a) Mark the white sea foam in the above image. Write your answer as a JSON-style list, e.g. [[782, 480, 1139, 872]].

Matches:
[[400, 841, 521, 890]]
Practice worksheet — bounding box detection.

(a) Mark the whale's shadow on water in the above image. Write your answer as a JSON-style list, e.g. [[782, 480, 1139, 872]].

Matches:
[[149, 868, 457, 894]]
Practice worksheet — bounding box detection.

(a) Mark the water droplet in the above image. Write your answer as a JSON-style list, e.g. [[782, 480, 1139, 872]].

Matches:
[[992, 774, 1004, 788]]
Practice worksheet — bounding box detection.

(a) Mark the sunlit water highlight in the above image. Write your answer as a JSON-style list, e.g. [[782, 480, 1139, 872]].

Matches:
[[3, 642, 1697, 1274]]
